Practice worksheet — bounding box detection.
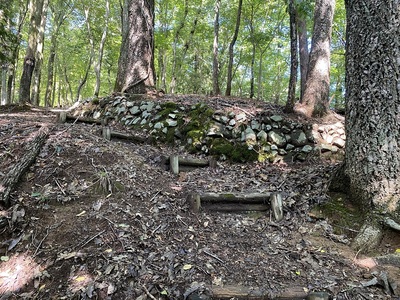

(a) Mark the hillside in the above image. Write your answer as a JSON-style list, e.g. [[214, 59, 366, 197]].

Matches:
[[0, 95, 398, 299]]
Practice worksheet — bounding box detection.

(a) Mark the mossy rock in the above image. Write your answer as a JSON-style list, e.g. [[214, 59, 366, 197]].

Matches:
[[210, 138, 258, 163]]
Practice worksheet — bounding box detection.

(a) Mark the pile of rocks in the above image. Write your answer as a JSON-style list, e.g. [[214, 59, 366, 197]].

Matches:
[[73, 95, 346, 163]]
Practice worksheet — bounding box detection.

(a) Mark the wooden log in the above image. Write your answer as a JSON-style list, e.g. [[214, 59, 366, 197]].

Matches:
[[198, 192, 271, 204], [211, 285, 308, 300], [0, 126, 50, 207], [188, 192, 283, 220], [57, 113, 103, 125], [101, 127, 147, 143], [162, 155, 217, 173]]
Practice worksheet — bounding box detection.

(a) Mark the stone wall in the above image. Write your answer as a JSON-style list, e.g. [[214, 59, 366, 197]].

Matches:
[[74, 95, 346, 163]]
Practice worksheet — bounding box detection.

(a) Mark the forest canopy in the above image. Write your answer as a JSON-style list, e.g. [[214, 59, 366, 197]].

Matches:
[[0, 0, 345, 108]]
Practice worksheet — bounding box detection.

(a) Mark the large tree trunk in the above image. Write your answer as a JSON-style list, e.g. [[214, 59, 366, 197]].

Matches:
[[284, 0, 298, 113], [19, 0, 44, 104], [225, 0, 243, 96], [295, 0, 335, 117], [114, 0, 155, 94], [330, 0, 400, 252], [212, 0, 221, 96]]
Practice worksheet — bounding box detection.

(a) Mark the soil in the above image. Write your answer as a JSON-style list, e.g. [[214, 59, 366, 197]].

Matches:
[[0, 96, 399, 300]]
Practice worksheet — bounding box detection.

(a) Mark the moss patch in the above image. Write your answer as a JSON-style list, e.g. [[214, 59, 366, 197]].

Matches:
[[310, 192, 364, 237], [210, 138, 258, 163]]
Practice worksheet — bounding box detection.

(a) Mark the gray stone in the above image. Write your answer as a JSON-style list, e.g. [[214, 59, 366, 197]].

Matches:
[[251, 119, 261, 131], [286, 143, 295, 151], [281, 125, 291, 134], [271, 144, 279, 150], [162, 127, 168, 134], [267, 131, 286, 147], [126, 101, 134, 107], [332, 137, 346, 148], [236, 113, 247, 122], [228, 111, 235, 118], [207, 123, 224, 137], [168, 113, 177, 119], [129, 106, 141, 115], [140, 102, 155, 112], [270, 115, 283, 122], [142, 111, 151, 119], [132, 117, 141, 125], [220, 116, 229, 124], [166, 119, 178, 127], [116, 106, 126, 115], [265, 124, 272, 131], [229, 119, 236, 126], [291, 130, 308, 146], [140, 119, 147, 125], [320, 143, 338, 153], [278, 149, 287, 155], [257, 130, 268, 142], [301, 145, 313, 153], [93, 111, 101, 119], [242, 127, 257, 142], [154, 122, 164, 129]]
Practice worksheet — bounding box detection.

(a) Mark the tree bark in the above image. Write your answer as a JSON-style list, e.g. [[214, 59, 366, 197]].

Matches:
[[297, 11, 309, 102], [330, 0, 400, 252], [93, 0, 110, 98], [19, 0, 44, 104], [295, 0, 335, 117], [114, 0, 155, 94], [284, 0, 298, 113], [225, 0, 243, 96], [212, 0, 221, 96], [31, 0, 48, 106]]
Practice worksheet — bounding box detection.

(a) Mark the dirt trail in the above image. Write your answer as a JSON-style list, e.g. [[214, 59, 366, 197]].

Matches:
[[0, 104, 398, 299]]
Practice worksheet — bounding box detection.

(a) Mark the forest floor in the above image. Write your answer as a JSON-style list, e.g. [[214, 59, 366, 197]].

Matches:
[[0, 96, 399, 300]]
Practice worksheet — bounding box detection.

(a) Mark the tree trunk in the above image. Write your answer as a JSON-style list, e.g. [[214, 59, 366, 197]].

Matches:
[[170, 0, 188, 94], [114, 0, 155, 94], [225, 0, 243, 96], [297, 11, 309, 102], [295, 0, 335, 117], [284, 0, 298, 113], [212, 0, 221, 96], [93, 0, 110, 98], [330, 0, 400, 252], [31, 0, 48, 106], [1, 65, 7, 105], [19, 0, 43, 104]]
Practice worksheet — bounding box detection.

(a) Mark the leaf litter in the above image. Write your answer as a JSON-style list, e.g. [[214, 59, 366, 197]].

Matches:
[[0, 102, 399, 299]]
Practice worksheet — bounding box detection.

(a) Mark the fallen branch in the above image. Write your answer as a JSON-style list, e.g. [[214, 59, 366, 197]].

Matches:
[[0, 125, 51, 207], [211, 285, 308, 300]]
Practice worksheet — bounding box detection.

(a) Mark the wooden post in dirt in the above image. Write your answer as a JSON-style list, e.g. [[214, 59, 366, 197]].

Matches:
[[170, 155, 180, 175], [271, 193, 283, 222], [58, 111, 67, 123], [102, 127, 111, 140]]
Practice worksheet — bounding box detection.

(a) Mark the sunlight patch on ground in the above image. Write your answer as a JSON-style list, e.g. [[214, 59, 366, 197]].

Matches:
[[0, 253, 40, 294]]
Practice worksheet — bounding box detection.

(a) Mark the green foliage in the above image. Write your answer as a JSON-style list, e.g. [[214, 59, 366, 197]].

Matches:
[[209, 138, 258, 163]]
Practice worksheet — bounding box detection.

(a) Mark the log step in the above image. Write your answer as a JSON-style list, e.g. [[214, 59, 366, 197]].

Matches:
[[162, 155, 217, 174], [187, 192, 283, 221]]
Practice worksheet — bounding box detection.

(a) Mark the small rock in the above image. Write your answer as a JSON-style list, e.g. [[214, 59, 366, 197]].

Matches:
[[242, 127, 257, 142], [301, 145, 313, 153], [257, 130, 268, 142], [129, 106, 141, 115], [267, 131, 286, 147], [270, 115, 283, 122], [236, 113, 247, 122], [290, 130, 308, 146], [332, 137, 346, 148], [166, 119, 178, 127]]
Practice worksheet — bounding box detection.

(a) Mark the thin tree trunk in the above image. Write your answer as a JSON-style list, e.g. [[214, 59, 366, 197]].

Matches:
[[212, 0, 221, 96], [1, 65, 7, 105], [94, 0, 110, 98], [170, 0, 188, 94], [285, 0, 298, 113], [297, 13, 309, 102], [225, 0, 243, 96], [31, 0, 48, 106]]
